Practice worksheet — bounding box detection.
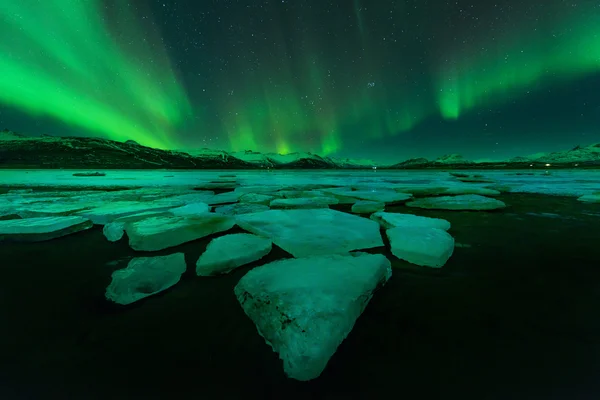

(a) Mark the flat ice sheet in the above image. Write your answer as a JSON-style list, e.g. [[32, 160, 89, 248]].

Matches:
[[0, 169, 599, 197]]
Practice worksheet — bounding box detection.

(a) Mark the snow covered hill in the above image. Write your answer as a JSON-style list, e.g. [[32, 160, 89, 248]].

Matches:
[[0, 136, 253, 169], [522, 144, 600, 164], [1, 130, 599, 169], [222, 150, 376, 168], [433, 154, 474, 165], [0, 129, 26, 141]]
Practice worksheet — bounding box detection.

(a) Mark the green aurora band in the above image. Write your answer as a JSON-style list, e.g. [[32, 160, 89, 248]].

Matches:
[[436, 4, 600, 120], [1, 1, 600, 155], [212, 2, 427, 156], [213, 1, 600, 155], [0, 0, 190, 149]]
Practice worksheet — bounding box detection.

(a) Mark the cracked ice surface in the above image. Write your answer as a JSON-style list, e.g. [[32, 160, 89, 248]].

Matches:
[[0, 169, 598, 197], [234, 252, 392, 381]]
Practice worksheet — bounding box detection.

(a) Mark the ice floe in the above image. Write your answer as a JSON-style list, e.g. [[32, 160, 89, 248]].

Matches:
[[76, 201, 180, 225], [386, 226, 454, 267], [392, 185, 499, 196], [16, 203, 92, 218], [102, 211, 173, 242], [406, 194, 506, 210], [213, 203, 270, 215], [234, 252, 392, 381], [196, 233, 272, 276], [236, 209, 384, 257], [577, 193, 600, 203], [169, 202, 211, 216], [2, 169, 597, 198], [370, 211, 451, 231], [239, 193, 277, 205], [440, 187, 501, 196], [126, 214, 235, 251], [269, 197, 339, 209], [322, 188, 412, 204], [0, 216, 92, 242], [351, 200, 385, 214], [105, 253, 186, 305], [277, 190, 327, 199]]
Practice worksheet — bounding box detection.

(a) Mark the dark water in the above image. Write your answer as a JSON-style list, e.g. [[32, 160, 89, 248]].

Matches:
[[1, 193, 600, 399]]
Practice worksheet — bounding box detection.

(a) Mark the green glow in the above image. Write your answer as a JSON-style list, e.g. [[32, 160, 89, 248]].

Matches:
[[220, 3, 600, 155], [220, 77, 427, 155], [321, 130, 341, 155], [0, 0, 190, 148], [219, 43, 429, 155], [4, 2, 596, 157], [276, 140, 291, 155], [437, 5, 600, 119], [220, 50, 349, 155]]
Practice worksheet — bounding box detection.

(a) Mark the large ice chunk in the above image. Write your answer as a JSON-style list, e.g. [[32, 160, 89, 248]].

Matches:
[[103, 223, 127, 243], [269, 197, 339, 209], [169, 202, 210, 216], [196, 233, 272, 276], [393, 185, 499, 196], [323, 188, 412, 204], [234, 185, 286, 194], [441, 187, 500, 196], [406, 194, 506, 210], [0, 216, 92, 242], [76, 201, 178, 225], [105, 253, 187, 305], [578, 193, 600, 203], [277, 190, 327, 199], [239, 193, 276, 205], [387, 226, 454, 267], [16, 203, 92, 218], [235, 209, 384, 257], [159, 192, 215, 205], [234, 253, 392, 381], [351, 200, 385, 214], [126, 214, 235, 251], [214, 203, 270, 216], [102, 210, 172, 242], [371, 211, 451, 231]]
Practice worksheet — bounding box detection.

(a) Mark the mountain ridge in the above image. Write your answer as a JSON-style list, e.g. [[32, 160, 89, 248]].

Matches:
[[1, 130, 599, 169]]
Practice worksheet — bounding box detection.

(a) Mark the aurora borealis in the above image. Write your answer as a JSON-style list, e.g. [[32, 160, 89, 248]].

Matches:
[[0, 0, 190, 149], [1, 0, 600, 162]]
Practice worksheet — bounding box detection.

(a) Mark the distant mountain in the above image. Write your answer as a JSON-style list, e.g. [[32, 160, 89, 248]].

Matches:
[[388, 154, 476, 169], [0, 131, 598, 169], [389, 157, 429, 168], [433, 154, 474, 165], [325, 156, 378, 168], [507, 156, 531, 163], [0, 135, 253, 169], [181, 147, 236, 161], [0, 129, 26, 141], [387, 144, 600, 169], [266, 152, 334, 168], [226, 150, 376, 168], [0, 135, 367, 169], [229, 150, 275, 167], [195, 149, 335, 168], [518, 144, 600, 164]]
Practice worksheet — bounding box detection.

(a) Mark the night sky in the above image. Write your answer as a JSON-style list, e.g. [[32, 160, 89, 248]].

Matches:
[[1, 0, 600, 162]]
